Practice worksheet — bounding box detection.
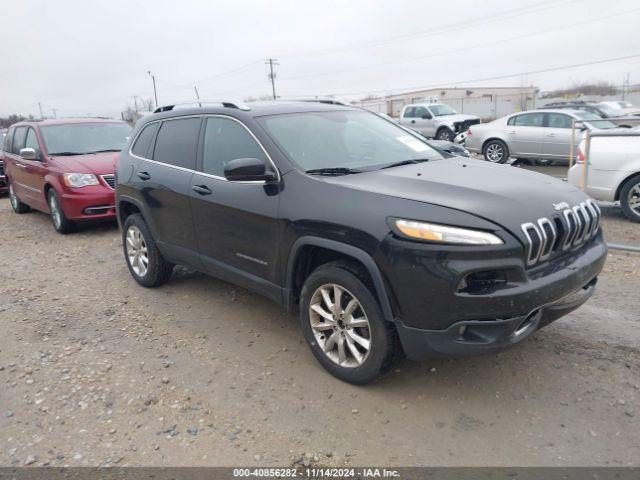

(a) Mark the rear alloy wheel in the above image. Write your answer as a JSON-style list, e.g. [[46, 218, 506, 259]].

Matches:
[[9, 183, 30, 214], [122, 213, 173, 287], [436, 128, 454, 141], [299, 261, 398, 384], [48, 190, 75, 234], [620, 176, 640, 223], [484, 140, 509, 163]]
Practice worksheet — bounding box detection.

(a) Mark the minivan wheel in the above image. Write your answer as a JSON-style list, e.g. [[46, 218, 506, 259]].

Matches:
[[299, 261, 398, 384], [48, 190, 75, 234], [9, 183, 30, 214], [122, 214, 173, 287], [620, 175, 640, 223], [436, 128, 454, 141], [484, 140, 509, 163]]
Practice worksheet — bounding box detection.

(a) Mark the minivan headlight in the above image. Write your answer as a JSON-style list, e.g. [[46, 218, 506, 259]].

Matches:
[[63, 173, 99, 188], [394, 219, 503, 245]]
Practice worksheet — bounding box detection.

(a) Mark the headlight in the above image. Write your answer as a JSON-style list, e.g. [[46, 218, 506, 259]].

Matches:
[[63, 173, 99, 188], [394, 219, 503, 245]]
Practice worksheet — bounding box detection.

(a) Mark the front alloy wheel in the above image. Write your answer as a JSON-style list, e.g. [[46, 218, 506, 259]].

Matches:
[[48, 190, 74, 234], [126, 225, 149, 277], [309, 284, 371, 367], [437, 128, 454, 141], [620, 176, 640, 223], [484, 140, 508, 163]]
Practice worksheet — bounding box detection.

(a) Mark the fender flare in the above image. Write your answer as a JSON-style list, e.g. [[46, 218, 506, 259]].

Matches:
[[116, 195, 153, 233], [284, 236, 394, 322]]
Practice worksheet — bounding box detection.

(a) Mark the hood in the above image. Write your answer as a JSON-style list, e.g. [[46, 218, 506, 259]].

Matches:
[[326, 158, 588, 240], [49, 152, 118, 175], [437, 113, 479, 124]]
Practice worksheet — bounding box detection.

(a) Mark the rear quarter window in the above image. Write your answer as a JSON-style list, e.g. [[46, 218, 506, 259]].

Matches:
[[131, 122, 159, 158], [152, 117, 201, 170]]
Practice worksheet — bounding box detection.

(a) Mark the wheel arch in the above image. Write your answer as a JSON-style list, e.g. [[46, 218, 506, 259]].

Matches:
[[117, 195, 146, 229], [615, 171, 640, 201], [284, 237, 395, 322]]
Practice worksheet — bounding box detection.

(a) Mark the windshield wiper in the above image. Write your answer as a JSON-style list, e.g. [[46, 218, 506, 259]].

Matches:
[[84, 149, 121, 154], [380, 159, 430, 170], [49, 151, 85, 156], [305, 167, 362, 176]]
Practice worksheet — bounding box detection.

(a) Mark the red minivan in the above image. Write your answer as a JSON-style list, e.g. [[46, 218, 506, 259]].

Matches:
[[3, 119, 131, 233]]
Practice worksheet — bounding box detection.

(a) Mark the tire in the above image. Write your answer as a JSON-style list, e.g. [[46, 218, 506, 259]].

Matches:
[[534, 158, 553, 166], [436, 128, 454, 141], [48, 190, 75, 234], [122, 213, 173, 287], [299, 260, 398, 384], [9, 183, 31, 214], [483, 139, 509, 163], [620, 175, 640, 223]]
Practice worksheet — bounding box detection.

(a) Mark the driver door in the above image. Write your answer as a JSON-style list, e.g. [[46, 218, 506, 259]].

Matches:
[[412, 106, 435, 137]]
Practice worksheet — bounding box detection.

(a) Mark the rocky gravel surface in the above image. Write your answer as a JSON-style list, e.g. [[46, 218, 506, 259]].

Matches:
[[0, 196, 638, 467]]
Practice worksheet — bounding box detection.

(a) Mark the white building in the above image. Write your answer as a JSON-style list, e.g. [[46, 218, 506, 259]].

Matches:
[[357, 86, 539, 121]]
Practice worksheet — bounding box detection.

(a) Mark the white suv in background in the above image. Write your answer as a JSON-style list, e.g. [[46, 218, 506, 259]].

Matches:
[[568, 130, 640, 222]]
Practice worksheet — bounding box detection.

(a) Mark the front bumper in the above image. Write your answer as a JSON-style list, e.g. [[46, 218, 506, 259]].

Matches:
[[59, 188, 116, 221], [396, 278, 596, 359]]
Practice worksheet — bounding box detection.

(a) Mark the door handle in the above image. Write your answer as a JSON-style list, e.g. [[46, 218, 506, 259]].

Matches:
[[507, 130, 516, 134], [15, 163, 27, 169], [411, 120, 416, 124], [192, 184, 213, 195], [137, 171, 151, 181], [546, 133, 556, 137]]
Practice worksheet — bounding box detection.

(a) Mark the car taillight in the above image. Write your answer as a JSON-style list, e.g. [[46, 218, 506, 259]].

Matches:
[[576, 146, 585, 164], [467, 128, 473, 136]]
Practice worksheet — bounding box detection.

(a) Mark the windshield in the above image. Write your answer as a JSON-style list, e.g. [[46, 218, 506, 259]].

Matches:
[[575, 111, 617, 130], [258, 110, 444, 172], [429, 105, 457, 116], [41, 122, 132, 155], [595, 104, 618, 117]]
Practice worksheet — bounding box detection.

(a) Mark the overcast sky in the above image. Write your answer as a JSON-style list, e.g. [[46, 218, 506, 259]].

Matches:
[[1, 0, 639, 118]]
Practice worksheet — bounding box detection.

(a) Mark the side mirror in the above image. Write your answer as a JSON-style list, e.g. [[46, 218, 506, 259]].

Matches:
[[422, 113, 432, 120], [224, 157, 276, 182], [20, 148, 38, 160]]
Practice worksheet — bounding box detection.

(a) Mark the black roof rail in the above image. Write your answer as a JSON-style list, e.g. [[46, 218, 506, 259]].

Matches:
[[153, 101, 251, 114]]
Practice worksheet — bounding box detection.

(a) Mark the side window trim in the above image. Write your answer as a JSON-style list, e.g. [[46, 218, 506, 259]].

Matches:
[[194, 114, 281, 184]]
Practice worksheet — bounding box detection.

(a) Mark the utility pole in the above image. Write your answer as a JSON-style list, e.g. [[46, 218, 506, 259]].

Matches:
[[265, 58, 279, 100], [38, 102, 44, 119], [147, 70, 158, 108], [194, 86, 201, 107], [52, 108, 58, 119], [622, 72, 630, 100], [133, 96, 139, 115]]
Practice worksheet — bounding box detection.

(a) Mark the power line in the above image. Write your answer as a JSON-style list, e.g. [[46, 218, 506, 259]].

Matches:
[[278, 0, 577, 58], [280, 6, 640, 81], [304, 53, 640, 98]]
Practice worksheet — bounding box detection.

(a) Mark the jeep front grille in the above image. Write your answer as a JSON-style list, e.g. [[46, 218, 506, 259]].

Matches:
[[521, 200, 600, 267]]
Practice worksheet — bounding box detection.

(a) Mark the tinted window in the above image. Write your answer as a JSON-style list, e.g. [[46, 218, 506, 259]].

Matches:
[[12, 127, 27, 154], [25, 128, 39, 151], [512, 113, 544, 127], [546, 113, 572, 129], [202, 117, 266, 177], [3, 128, 13, 151], [403, 107, 415, 118], [152, 117, 201, 169], [131, 122, 159, 158]]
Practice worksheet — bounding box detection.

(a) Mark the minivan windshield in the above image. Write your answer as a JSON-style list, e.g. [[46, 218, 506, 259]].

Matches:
[[41, 122, 132, 156], [258, 110, 444, 172]]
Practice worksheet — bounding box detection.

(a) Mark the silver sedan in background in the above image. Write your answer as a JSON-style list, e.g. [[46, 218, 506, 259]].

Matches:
[[465, 109, 618, 164]]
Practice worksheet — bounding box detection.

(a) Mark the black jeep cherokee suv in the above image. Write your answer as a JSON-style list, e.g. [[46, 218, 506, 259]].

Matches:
[[115, 101, 607, 384]]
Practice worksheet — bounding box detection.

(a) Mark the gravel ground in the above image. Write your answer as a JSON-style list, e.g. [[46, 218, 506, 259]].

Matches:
[[0, 190, 638, 468]]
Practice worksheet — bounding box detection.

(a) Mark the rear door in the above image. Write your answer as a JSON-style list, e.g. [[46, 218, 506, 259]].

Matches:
[[141, 116, 202, 267], [190, 115, 281, 302], [541, 112, 575, 160], [505, 112, 545, 156]]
